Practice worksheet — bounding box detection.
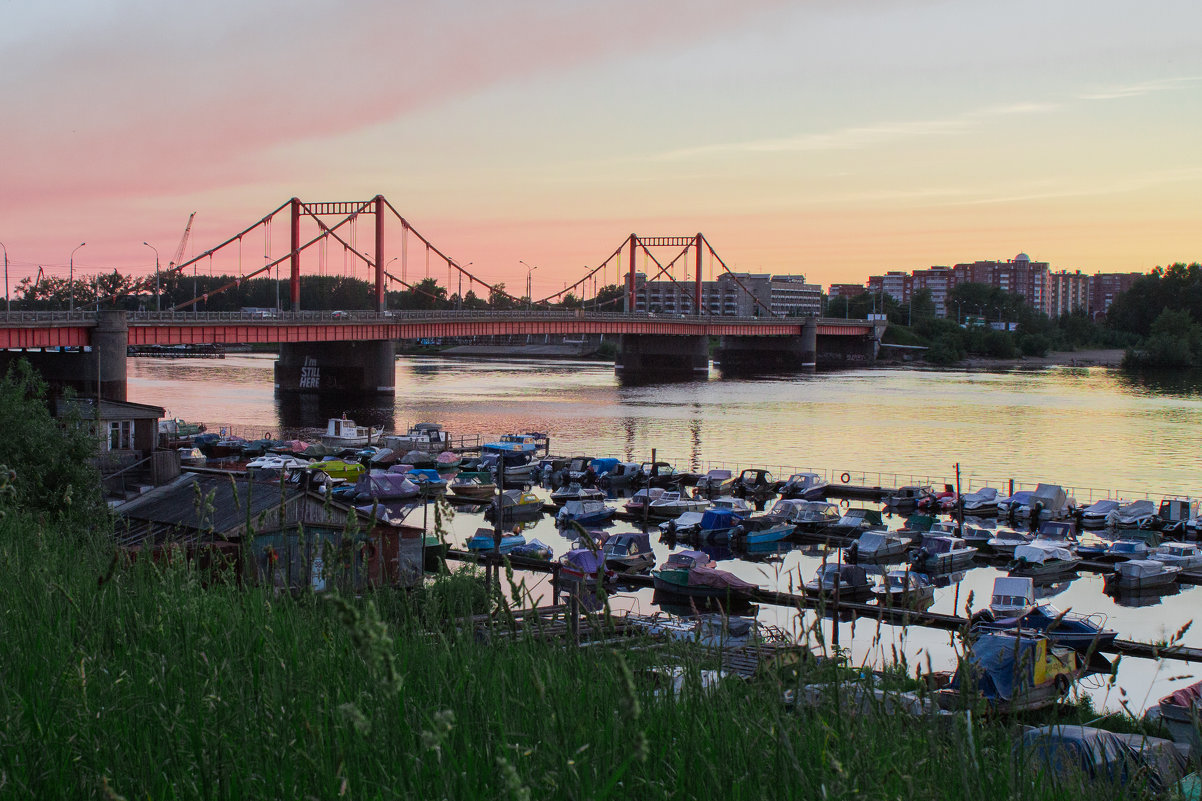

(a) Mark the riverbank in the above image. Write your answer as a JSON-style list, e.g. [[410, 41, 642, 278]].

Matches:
[[960, 348, 1125, 370]]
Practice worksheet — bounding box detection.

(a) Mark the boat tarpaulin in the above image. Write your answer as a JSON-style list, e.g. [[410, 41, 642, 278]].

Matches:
[[687, 566, 757, 591]]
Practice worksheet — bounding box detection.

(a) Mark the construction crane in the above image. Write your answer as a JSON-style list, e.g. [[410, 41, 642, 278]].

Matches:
[[167, 212, 196, 270]]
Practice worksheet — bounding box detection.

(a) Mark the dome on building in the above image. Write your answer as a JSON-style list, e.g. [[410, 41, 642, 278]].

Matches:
[[1015, 252, 1030, 262]]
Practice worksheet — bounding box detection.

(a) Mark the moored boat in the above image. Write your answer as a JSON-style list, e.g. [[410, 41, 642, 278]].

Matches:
[[603, 532, 655, 574], [1007, 542, 1081, 579], [1105, 559, 1181, 591], [651, 550, 757, 603], [805, 563, 873, 603], [320, 416, 382, 448], [849, 530, 910, 563], [872, 570, 935, 607], [557, 499, 615, 526], [933, 632, 1083, 713], [383, 422, 452, 454], [780, 472, 828, 501], [449, 471, 496, 500], [973, 604, 1117, 652], [648, 491, 709, 519], [910, 535, 976, 573], [466, 526, 526, 553]]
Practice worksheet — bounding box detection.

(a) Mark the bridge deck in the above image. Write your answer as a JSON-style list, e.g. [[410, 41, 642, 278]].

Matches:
[[0, 311, 880, 348]]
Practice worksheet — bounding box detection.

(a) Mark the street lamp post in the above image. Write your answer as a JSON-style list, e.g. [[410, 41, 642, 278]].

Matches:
[[520, 260, 538, 310], [0, 241, 8, 313], [69, 242, 86, 312], [142, 242, 160, 311]]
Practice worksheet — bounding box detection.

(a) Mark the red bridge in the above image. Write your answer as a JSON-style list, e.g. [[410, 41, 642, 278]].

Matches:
[[0, 309, 884, 398], [3, 195, 885, 396]]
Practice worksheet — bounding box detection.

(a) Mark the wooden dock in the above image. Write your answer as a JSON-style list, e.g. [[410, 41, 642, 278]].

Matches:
[[443, 548, 1202, 664]]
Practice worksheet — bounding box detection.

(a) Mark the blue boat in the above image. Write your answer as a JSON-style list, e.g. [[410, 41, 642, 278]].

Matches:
[[406, 468, 447, 492], [695, 507, 745, 543], [732, 517, 794, 545], [482, 432, 545, 454], [466, 526, 526, 553], [974, 603, 1118, 652]]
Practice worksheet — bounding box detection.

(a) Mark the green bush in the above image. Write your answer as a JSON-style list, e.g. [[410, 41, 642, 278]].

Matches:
[[1019, 334, 1051, 357], [0, 360, 103, 526]]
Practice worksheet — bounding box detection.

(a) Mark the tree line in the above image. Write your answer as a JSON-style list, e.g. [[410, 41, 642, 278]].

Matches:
[[10, 271, 629, 313]]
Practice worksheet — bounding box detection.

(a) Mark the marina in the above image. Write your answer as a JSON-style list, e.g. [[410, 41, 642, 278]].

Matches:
[[117, 352, 1202, 717]]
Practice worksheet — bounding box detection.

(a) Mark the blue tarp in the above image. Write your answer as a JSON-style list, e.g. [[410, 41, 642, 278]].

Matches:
[[590, 458, 620, 477], [953, 633, 1037, 701]]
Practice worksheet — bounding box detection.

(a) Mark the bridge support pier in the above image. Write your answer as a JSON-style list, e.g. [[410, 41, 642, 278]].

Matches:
[[0, 309, 128, 400], [716, 318, 816, 374], [615, 334, 709, 381], [274, 340, 395, 395]]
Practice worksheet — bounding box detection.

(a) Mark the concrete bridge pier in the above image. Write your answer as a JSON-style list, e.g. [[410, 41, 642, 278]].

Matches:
[[274, 340, 395, 395], [717, 318, 817, 374], [615, 335, 709, 381], [816, 324, 882, 369], [0, 309, 128, 400]]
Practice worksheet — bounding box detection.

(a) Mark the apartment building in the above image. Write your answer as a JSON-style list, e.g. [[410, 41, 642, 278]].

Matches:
[[630, 272, 821, 317]]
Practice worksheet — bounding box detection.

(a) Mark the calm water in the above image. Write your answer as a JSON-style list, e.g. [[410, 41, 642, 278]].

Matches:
[[129, 354, 1202, 711]]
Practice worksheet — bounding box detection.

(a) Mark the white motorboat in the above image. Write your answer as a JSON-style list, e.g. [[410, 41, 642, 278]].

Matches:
[[851, 531, 910, 563], [987, 529, 1032, 556], [648, 491, 709, 519], [1150, 542, 1202, 572], [320, 416, 382, 448], [989, 576, 1036, 618], [910, 535, 976, 573], [246, 454, 311, 471], [873, 570, 935, 606], [659, 510, 707, 537], [382, 422, 451, 453]]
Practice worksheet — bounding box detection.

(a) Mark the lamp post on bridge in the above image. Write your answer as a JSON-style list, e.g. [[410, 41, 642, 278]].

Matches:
[[68, 242, 86, 312], [142, 242, 160, 312], [520, 260, 538, 310], [0, 241, 8, 313]]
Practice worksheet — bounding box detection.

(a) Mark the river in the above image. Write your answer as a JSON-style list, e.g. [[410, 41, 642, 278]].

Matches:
[[129, 353, 1202, 711]]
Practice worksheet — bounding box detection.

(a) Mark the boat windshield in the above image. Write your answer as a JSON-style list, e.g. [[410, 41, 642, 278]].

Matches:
[[606, 542, 629, 555]]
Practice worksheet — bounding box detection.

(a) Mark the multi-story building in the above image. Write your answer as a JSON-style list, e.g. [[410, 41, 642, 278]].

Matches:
[[866, 271, 912, 305], [1047, 271, 1092, 317], [629, 272, 821, 317], [1089, 272, 1143, 318], [827, 283, 867, 300], [909, 266, 955, 317], [952, 253, 1050, 315]]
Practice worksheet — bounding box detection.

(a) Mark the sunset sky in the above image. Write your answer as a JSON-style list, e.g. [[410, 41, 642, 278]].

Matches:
[[2, 0, 1200, 299]]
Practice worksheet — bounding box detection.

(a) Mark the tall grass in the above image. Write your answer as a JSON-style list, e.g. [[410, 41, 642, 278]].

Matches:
[[0, 510, 1165, 800]]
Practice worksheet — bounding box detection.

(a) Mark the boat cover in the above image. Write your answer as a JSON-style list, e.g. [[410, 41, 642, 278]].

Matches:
[[1014, 543, 1075, 564], [1018, 725, 1187, 791], [664, 550, 713, 569], [1160, 679, 1202, 712], [687, 566, 757, 591], [401, 450, 435, 466], [964, 487, 999, 503], [354, 472, 419, 500], [1030, 484, 1068, 512], [590, 458, 620, 476], [1115, 559, 1171, 578], [563, 549, 606, 573], [953, 633, 1041, 701]]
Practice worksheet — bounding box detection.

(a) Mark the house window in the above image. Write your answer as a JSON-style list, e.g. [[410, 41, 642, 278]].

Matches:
[[108, 421, 134, 451]]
